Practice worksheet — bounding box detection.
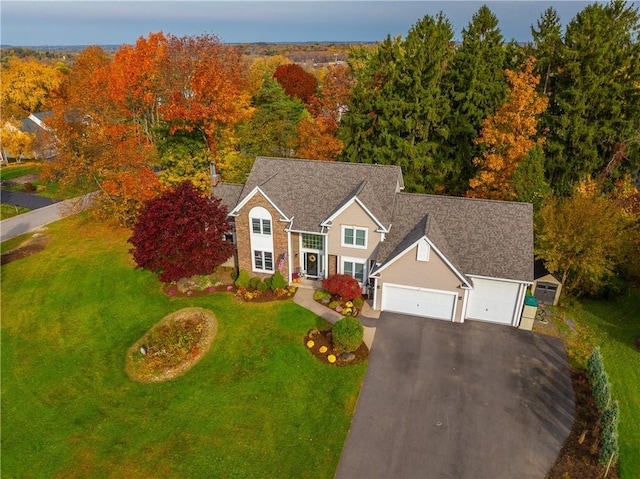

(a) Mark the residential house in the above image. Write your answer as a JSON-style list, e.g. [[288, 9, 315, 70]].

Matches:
[[213, 157, 533, 327]]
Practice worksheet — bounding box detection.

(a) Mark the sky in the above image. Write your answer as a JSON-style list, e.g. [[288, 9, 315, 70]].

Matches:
[[1, 1, 601, 46]]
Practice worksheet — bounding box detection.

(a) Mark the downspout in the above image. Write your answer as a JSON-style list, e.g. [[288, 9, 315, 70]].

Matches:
[[513, 283, 529, 327], [287, 223, 293, 284]]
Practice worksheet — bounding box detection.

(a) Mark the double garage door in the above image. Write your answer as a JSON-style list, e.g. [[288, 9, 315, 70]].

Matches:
[[381, 284, 457, 321]]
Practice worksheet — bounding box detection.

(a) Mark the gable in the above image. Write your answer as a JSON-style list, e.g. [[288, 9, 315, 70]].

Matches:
[[229, 186, 290, 222]]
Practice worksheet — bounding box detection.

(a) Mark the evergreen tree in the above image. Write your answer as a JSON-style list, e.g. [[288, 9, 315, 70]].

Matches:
[[530, 7, 563, 97], [339, 14, 454, 193], [442, 5, 506, 195], [544, 1, 640, 194]]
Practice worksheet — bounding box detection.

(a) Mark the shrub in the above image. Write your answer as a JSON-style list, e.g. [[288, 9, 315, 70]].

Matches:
[[23, 182, 36, 192], [321, 274, 362, 300], [353, 297, 365, 309], [235, 269, 251, 288], [249, 277, 261, 289], [328, 301, 341, 309], [332, 317, 364, 353], [230, 269, 239, 281], [271, 271, 287, 291], [263, 277, 272, 289], [313, 289, 332, 302], [256, 280, 268, 292]]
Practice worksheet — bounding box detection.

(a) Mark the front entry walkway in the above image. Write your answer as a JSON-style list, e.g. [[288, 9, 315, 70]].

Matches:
[[336, 313, 575, 479]]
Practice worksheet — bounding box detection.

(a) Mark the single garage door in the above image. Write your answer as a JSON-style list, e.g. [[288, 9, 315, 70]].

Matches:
[[381, 284, 456, 321], [466, 278, 520, 325]]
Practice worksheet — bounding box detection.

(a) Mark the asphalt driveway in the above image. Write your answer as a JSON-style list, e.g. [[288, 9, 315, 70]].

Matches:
[[336, 313, 575, 479]]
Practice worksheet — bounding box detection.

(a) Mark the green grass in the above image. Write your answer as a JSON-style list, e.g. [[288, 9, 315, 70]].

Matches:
[[0, 203, 30, 220], [0, 233, 32, 254], [0, 161, 42, 181], [556, 291, 640, 478], [1, 216, 367, 478]]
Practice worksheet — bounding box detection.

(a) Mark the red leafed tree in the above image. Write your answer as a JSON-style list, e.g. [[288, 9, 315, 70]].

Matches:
[[129, 181, 234, 282], [309, 63, 353, 125], [159, 34, 253, 155], [321, 274, 362, 300], [273, 63, 318, 105]]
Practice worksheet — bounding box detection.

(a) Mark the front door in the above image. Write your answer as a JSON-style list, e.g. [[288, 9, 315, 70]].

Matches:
[[305, 252, 319, 278]]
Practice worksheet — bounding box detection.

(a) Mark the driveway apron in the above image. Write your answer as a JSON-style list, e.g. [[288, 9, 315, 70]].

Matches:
[[336, 313, 574, 479]]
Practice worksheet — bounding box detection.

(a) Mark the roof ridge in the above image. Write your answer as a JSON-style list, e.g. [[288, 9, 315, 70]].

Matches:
[[256, 156, 403, 171], [396, 191, 531, 207]]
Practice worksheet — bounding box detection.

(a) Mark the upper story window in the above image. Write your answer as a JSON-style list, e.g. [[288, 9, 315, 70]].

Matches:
[[417, 239, 430, 262], [342, 226, 367, 249], [250, 206, 272, 236]]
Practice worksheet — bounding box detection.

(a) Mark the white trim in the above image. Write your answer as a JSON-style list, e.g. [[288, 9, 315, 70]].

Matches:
[[287, 229, 293, 284], [341, 225, 368, 249], [321, 196, 388, 232], [460, 288, 469, 323], [228, 186, 290, 221], [340, 255, 367, 284], [468, 274, 532, 286], [252, 250, 274, 273], [381, 283, 457, 321], [374, 235, 470, 288]]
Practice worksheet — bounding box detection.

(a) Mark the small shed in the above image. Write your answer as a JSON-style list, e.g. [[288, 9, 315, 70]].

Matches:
[[532, 259, 563, 305]]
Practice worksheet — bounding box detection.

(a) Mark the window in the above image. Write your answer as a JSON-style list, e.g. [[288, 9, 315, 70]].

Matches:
[[342, 226, 367, 248], [302, 233, 324, 250], [343, 259, 366, 283], [252, 218, 271, 235], [417, 239, 430, 262], [253, 251, 274, 272]]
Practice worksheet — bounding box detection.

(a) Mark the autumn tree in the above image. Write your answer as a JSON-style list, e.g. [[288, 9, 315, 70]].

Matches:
[[247, 55, 291, 97], [43, 46, 163, 226], [468, 57, 548, 200], [536, 179, 635, 296], [441, 5, 506, 195], [294, 115, 343, 161], [309, 63, 353, 128], [128, 181, 234, 282], [155, 129, 213, 193], [0, 119, 35, 163], [272, 63, 318, 105], [0, 57, 63, 118], [159, 34, 253, 158]]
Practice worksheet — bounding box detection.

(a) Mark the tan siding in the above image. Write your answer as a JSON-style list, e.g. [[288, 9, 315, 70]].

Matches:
[[377, 244, 464, 322], [327, 201, 382, 260]]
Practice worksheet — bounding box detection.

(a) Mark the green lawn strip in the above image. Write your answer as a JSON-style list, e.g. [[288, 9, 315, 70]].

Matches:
[[0, 203, 31, 220], [557, 291, 640, 478], [1, 216, 366, 479], [0, 161, 42, 181]]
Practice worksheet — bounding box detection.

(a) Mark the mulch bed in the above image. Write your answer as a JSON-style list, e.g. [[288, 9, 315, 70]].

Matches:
[[161, 283, 296, 302], [1, 233, 51, 265], [304, 328, 369, 367]]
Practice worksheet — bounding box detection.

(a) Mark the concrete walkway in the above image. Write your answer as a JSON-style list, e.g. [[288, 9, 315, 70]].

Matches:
[[293, 285, 378, 349]]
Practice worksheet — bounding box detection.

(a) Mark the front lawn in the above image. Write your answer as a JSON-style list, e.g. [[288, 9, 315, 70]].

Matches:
[[1, 215, 367, 478], [0, 203, 30, 220], [0, 161, 42, 181], [550, 291, 640, 478]]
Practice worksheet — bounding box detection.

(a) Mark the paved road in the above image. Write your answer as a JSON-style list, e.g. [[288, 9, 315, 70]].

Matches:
[[0, 189, 58, 209], [0, 194, 96, 242], [336, 314, 574, 479]]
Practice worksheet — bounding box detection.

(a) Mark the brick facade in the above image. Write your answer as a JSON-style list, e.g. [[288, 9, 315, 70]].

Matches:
[[235, 193, 290, 282]]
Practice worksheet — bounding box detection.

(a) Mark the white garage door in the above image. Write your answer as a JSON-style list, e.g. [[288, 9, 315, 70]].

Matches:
[[382, 284, 456, 321], [466, 278, 520, 325]]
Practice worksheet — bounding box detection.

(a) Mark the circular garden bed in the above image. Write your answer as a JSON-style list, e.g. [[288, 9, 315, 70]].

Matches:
[[125, 307, 218, 383], [304, 328, 369, 367]]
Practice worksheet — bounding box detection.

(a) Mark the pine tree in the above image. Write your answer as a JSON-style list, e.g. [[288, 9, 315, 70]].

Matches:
[[544, 1, 640, 194], [442, 5, 506, 195]]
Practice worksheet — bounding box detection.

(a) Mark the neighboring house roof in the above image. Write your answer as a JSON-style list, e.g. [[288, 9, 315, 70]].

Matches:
[[213, 183, 244, 213], [378, 193, 533, 282], [21, 111, 53, 134], [233, 157, 404, 233], [534, 259, 561, 283]]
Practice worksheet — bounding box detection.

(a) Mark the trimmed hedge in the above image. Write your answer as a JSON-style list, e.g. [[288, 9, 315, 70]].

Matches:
[[332, 317, 364, 353], [587, 347, 619, 467]]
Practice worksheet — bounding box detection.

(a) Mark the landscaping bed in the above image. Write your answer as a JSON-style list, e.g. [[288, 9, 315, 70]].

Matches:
[[304, 328, 369, 367]]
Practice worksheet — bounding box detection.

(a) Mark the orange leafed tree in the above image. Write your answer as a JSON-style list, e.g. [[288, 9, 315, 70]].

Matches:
[[294, 115, 343, 161], [108, 32, 168, 142], [309, 63, 353, 127], [158, 34, 253, 156], [43, 46, 163, 226], [468, 57, 548, 200]]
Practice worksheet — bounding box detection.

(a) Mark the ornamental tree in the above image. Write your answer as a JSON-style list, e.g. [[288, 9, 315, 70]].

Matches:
[[321, 274, 362, 300], [272, 63, 318, 105], [129, 181, 234, 282]]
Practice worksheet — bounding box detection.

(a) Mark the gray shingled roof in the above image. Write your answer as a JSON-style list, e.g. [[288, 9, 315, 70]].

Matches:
[[213, 183, 243, 212], [234, 157, 403, 232], [378, 193, 533, 282]]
